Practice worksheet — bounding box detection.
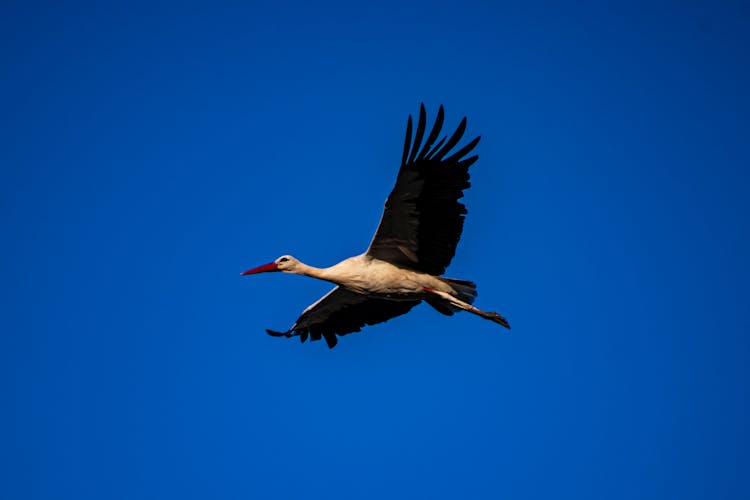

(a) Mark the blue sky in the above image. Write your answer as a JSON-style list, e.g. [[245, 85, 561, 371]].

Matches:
[[2, 1, 749, 499]]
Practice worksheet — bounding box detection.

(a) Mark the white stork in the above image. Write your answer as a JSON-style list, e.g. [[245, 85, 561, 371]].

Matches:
[[242, 104, 510, 348]]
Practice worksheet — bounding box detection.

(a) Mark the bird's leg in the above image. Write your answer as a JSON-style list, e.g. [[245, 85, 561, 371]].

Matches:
[[422, 287, 511, 329]]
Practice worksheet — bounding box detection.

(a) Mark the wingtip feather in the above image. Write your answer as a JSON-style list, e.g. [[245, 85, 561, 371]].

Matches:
[[324, 333, 338, 349], [266, 329, 288, 337], [401, 115, 413, 166], [408, 104, 428, 164]]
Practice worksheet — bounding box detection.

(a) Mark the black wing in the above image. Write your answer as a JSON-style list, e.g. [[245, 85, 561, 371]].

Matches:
[[266, 287, 420, 348], [366, 104, 480, 276]]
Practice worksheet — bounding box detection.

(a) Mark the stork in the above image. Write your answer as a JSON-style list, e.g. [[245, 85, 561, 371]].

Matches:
[[242, 104, 510, 348]]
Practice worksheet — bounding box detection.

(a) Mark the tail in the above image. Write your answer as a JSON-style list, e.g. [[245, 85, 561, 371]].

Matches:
[[425, 278, 478, 316], [441, 278, 477, 304]]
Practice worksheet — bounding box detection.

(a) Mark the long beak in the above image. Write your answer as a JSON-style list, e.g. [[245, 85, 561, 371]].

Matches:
[[240, 262, 279, 276]]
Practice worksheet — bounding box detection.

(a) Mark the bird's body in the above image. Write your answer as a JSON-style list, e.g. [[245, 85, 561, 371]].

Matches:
[[273, 254, 455, 300], [242, 104, 510, 348]]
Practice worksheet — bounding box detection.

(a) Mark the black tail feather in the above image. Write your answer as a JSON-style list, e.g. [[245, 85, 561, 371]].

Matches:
[[441, 278, 477, 304]]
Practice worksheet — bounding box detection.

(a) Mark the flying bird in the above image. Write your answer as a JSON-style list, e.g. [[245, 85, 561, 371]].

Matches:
[[242, 104, 510, 348]]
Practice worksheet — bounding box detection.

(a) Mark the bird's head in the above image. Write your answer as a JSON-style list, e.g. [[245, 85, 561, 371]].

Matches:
[[241, 255, 300, 275], [273, 255, 300, 272]]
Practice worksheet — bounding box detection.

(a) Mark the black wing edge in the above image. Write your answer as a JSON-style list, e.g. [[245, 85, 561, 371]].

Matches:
[[265, 298, 420, 350], [266, 327, 342, 349], [401, 103, 480, 166]]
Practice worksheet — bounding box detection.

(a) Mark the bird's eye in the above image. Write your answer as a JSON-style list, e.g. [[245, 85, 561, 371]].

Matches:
[[279, 257, 289, 263]]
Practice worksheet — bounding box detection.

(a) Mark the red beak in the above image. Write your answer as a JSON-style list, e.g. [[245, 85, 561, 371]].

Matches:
[[240, 262, 279, 276]]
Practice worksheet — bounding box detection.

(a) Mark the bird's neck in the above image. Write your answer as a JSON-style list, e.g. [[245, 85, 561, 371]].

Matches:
[[294, 262, 336, 283]]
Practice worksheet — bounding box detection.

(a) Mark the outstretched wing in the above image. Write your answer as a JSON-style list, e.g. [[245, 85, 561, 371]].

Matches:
[[266, 287, 420, 348], [366, 104, 480, 276]]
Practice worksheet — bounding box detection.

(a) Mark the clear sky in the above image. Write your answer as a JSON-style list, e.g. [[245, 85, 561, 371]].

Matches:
[[3, 1, 749, 499]]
